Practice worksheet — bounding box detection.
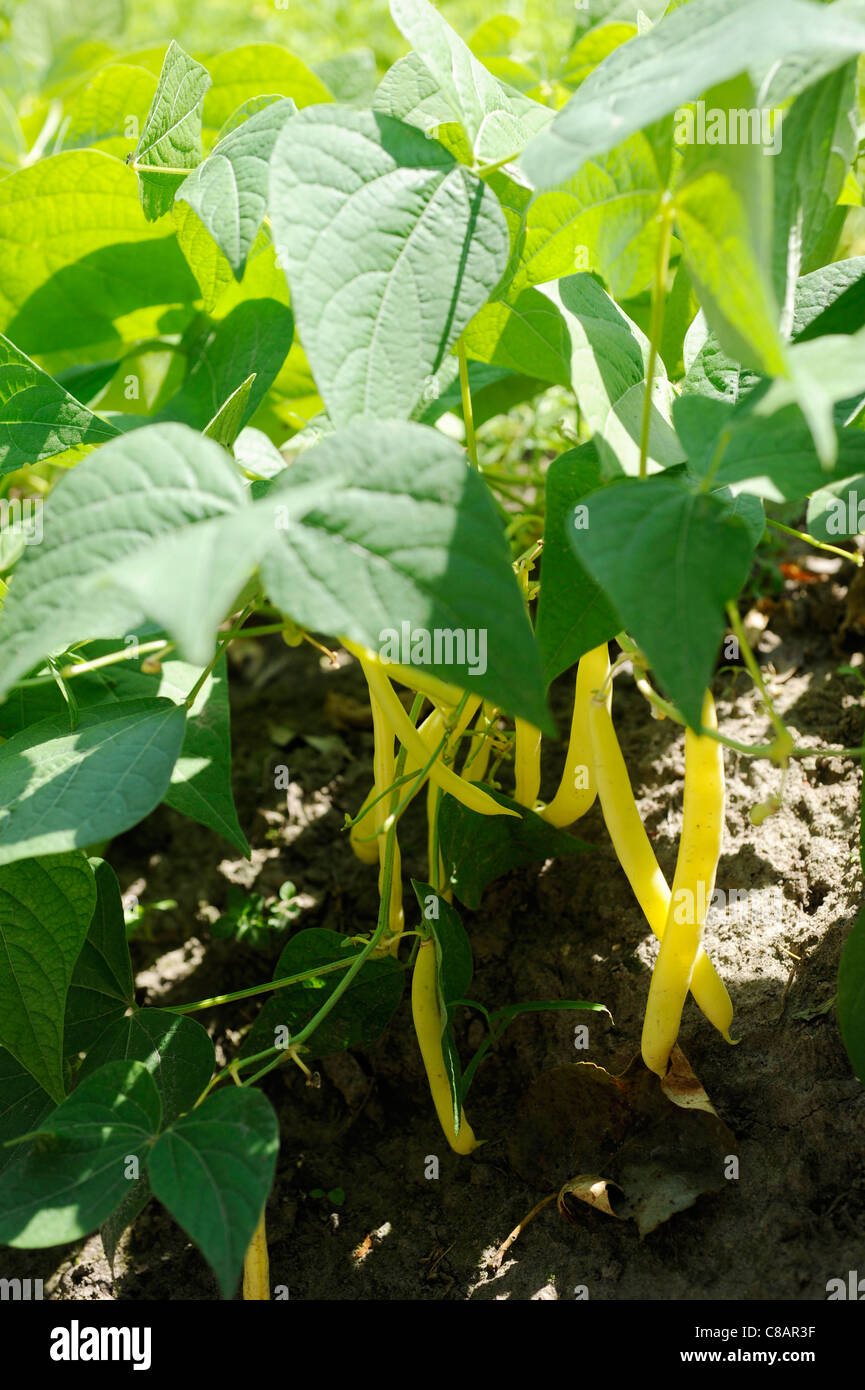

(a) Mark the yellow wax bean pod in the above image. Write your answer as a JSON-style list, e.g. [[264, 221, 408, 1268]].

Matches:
[[642, 690, 726, 1075], [514, 718, 542, 809], [369, 690, 404, 946], [587, 649, 733, 1041], [242, 1210, 270, 1300], [541, 643, 608, 827], [412, 937, 477, 1154], [346, 641, 518, 820]]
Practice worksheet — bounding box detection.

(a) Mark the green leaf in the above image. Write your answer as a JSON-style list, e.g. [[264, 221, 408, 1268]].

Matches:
[[793, 257, 865, 340], [241, 928, 404, 1062], [61, 62, 158, 159], [387, 0, 552, 165], [79, 1009, 214, 1125], [548, 273, 684, 476], [173, 200, 235, 312], [673, 76, 785, 378], [807, 475, 865, 541], [462, 288, 571, 386], [100, 1178, 152, 1273], [0, 852, 96, 1102], [535, 443, 621, 685], [0, 423, 246, 699], [839, 907, 865, 1085], [203, 375, 256, 448], [148, 1086, 279, 1298], [574, 473, 755, 726], [54, 359, 120, 407], [437, 787, 590, 910], [682, 317, 763, 404], [132, 41, 212, 221], [0, 699, 186, 867], [0, 152, 199, 354], [233, 426, 285, 480], [506, 133, 665, 302], [268, 106, 509, 426], [177, 99, 297, 277], [411, 881, 472, 1129], [259, 419, 552, 730], [0, 1060, 160, 1248], [679, 398, 865, 502], [520, 0, 865, 188], [64, 859, 135, 1057], [750, 329, 865, 466], [158, 300, 293, 431], [202, 44, 331, 135], [772, 64, 858, 323], [79, 1009, 215, 1264], [0, 653, 248, 857], [0, 331, 119, 474], [0, 1049, 54, 1178]]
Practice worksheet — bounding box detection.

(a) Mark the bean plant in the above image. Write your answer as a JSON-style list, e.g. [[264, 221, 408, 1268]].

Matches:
[[1, 0, 865, 1299]]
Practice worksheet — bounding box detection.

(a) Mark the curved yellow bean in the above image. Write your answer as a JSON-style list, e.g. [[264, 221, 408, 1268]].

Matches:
[[412, 937, 477, 1154], [642, 690, 725, 1075], [514, 719, 542, 808], [350, 645, 517, 820], [242, 1210, 270, 1300], [540, 643, 608, 827], [587, 649, 733, 1040]]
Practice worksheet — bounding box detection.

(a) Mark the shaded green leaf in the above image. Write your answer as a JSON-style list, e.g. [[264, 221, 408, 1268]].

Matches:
[[79, 1009, 214, 1126], [148, 1086, 279, 1298], [64, 859, 135, 1057], [0, 853, 96, 1102], [0, 700, 186, 867], [0, 423, 246, 699], [158, 300, 293, 432], [575, 473, 755, 726], [0, 152, 199, 355], [242, 927, 404, 1062], [0, 1060, 160, 1248], [536, 443, 622, 686], [438, 786, 589, 910], [259, 420, 552, 730], [548, 273, 684, 476], [0, 332, 119, 474]]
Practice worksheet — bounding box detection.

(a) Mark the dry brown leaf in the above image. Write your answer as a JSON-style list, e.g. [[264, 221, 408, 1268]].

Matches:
[[510, 1047, 737, 1237]]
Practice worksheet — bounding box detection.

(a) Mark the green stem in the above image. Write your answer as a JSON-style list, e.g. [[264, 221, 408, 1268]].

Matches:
[[638, 201, 675, 480], [132, 162, 194, 176], [725, 600, 792, 758], [633, 671, 857, 761], [697, 428, 732, 494], [458, 339, 480, 470], [60, 639, 174, 679], [243, 821, 401, 1087], [185, 600, 257, 708], [165, 958, 356, 1015], [768, 518, 863, 567]]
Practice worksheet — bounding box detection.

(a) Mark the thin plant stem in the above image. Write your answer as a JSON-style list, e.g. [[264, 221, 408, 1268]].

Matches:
[[458, 339, 480, 469], [767, 518, 863, 568], [638, 201, 675, 480]]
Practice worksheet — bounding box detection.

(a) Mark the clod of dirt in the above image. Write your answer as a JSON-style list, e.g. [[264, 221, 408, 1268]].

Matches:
[[510, 1047, 737, 1237]]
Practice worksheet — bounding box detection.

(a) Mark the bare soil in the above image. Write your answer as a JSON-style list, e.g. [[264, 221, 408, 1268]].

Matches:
[[7, 565, 865, 1301]]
